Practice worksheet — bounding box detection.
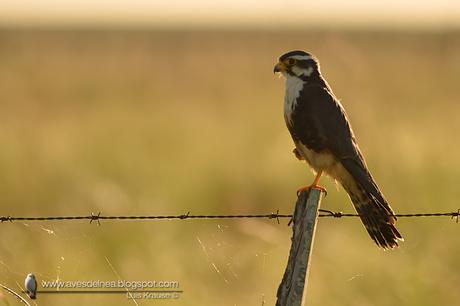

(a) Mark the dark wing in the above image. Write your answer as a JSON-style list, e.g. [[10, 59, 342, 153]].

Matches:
[[290, 84, 394, 214]]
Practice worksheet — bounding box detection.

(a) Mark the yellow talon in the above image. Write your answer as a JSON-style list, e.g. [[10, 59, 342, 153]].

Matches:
[[296, 185, 328, 196], [296, 170, 327, 196]]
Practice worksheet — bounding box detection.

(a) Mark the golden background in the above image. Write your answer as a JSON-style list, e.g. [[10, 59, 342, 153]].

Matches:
[[0, 29, 459, 305]]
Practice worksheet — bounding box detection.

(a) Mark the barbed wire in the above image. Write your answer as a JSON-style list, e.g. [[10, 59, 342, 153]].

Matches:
[[0, 209, 458, 225]]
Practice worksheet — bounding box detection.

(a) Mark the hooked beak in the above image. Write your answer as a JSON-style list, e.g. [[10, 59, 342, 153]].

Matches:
[[273, 62, 286, 74]]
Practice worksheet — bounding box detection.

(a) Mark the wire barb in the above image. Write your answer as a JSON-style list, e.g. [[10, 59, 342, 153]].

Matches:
[[453, 208, 460, 224], [89, 212, 101, 226], [179, 212, 190, 220], [0, 216, 12, 223], [319, 209, 343, 218], [270, 209, 280, 224]]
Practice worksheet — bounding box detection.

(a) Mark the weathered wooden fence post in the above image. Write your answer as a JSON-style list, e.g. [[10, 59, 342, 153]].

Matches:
[[276, 189, 323, 306]]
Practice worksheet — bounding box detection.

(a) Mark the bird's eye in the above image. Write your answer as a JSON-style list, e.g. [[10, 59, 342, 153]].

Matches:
[[286, 58, 297, 65]]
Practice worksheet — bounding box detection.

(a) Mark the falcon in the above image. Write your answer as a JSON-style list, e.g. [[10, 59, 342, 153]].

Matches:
[[274, 50, 403, 249]]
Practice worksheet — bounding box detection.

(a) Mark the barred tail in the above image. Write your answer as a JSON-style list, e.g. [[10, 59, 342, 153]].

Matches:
[[344, 184, 403, 249]]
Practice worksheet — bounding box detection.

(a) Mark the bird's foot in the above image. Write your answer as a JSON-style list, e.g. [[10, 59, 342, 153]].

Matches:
[[296, 185, 327, 197], [292, 148, 304, 161]]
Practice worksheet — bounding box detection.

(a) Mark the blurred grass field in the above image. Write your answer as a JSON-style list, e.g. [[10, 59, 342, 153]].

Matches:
[[0, 29, 459, 305]]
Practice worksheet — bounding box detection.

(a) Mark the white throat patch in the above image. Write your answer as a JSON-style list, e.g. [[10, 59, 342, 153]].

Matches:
[[284, 74, 305, 125]]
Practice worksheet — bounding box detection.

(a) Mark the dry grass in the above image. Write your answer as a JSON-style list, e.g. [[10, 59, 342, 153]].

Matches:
[[0, 29, 459, 305]]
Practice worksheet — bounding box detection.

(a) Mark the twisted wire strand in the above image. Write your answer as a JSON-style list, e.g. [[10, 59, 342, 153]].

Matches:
[[1, 209, 458, 224]]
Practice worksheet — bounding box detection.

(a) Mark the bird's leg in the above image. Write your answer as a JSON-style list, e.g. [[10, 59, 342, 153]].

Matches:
[[296, 170, 328, 196], [292, 148, 304, 160]]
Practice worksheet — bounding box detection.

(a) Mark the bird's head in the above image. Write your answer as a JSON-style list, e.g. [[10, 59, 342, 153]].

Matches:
[[274, 50, 319, 80], [27, 274, 36, 279]]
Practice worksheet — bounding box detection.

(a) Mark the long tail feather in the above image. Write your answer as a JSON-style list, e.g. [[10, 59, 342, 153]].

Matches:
[[346, 184, 403, 249]]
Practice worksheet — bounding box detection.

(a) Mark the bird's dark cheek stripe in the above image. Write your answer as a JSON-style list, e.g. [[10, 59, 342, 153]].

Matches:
[[297, 62, 309, 69], [299, 74, 310, 82]]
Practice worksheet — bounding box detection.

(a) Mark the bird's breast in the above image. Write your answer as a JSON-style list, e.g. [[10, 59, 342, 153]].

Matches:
[[284, 76, 305, 125], [296, 142, 338, 174]]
